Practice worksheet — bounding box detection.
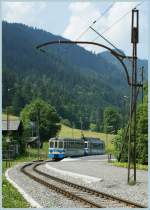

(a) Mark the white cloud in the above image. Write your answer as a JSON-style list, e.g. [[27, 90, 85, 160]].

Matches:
[[2, 1, 149, 59], [2, 2, 47, 27], [102, 1, 149, 58], [63, 2, 102, 41], [63, 1, 149, 58]]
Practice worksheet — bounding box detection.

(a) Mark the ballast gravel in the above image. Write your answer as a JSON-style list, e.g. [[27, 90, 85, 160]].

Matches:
[[6, 163, 85, 208], [38, 156, 148, 207], [6, 156, 148, 207]]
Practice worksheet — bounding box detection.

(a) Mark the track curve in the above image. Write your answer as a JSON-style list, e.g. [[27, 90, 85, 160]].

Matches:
[[21, 161, 146, 208]]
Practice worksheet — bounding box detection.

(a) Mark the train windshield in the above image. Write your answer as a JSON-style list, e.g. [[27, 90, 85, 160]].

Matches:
[[50, 141, 54, 148]]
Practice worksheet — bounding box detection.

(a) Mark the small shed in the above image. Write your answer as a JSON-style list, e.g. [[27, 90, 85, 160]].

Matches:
[[26, 136, 41, 148]]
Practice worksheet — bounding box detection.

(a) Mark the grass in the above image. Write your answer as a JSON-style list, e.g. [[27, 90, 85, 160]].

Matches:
[[110, 161, 148, 171], [2, 161, 30, 208], [2, 113, 31, 207], [2, 113, 19, 120]]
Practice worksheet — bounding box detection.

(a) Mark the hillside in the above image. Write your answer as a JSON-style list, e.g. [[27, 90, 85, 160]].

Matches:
[[2, 21, 148, 129]]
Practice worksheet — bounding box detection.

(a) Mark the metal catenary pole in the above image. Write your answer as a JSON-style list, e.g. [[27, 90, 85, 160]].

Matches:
[[128, 9, 139, 184], [36, 34, 142, 183]]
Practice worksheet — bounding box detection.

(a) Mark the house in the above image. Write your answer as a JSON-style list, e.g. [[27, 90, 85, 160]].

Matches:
[[2, 119, 23, 158], [3, 118, 23, 132]]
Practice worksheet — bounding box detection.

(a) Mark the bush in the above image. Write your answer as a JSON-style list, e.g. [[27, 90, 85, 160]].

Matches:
[[90, 123, 98, 131]]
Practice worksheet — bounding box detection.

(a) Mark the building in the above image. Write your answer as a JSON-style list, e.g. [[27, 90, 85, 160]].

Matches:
[[26, 136, 40, 148], [2, 119, 23, 158]]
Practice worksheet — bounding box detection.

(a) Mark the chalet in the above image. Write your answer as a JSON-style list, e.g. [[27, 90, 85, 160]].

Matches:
[[2, 119, 23, 136], [2, 119, 23, 158]]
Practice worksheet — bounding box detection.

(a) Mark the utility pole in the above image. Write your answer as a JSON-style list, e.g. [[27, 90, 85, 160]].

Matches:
[[6, 88, 12, 167], [72, 122, 74, 140], [141, 66, 144, 104], [128, 9, 139, 184], [37, 109, 40, 160], [80, 117, 84, 138]]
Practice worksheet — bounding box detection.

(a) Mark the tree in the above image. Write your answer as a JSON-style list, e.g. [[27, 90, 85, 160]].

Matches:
[[113, 83, 148, 164], [90, 123, 97, 131], [113, 128, 128, 162], [21, 99, 61, 146], [103, 107, 120, 134], [136, 83, 148, 164]]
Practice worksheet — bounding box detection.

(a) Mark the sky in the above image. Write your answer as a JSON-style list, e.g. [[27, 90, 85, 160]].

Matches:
[[2, 1, 149, 59]]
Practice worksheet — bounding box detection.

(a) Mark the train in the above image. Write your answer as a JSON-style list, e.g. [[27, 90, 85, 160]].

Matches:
[[48, 137, 105, 159]]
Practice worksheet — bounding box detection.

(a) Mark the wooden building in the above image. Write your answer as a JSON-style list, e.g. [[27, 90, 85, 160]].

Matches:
[[2, 119, 23, 158]]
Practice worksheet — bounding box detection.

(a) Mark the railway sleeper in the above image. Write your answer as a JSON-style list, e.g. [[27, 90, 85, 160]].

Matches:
[[22, 162, 147, 208]]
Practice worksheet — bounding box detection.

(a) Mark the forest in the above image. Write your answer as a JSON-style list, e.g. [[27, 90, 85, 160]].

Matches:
[[2, 21, 148, 132]]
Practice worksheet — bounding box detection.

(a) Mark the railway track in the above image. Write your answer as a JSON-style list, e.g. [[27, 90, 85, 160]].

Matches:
[[21, 160, 146, 208]]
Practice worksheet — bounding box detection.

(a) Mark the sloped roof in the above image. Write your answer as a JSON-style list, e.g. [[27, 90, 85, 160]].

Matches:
[[26, 136, 38, 143], [2, 120, 21, 131]]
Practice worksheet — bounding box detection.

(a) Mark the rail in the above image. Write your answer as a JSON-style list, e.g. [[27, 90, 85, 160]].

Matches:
[[21, 161, 146, 208]]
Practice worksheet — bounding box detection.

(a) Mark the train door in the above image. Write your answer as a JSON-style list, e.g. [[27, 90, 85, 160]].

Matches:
[[84, 141, 88, 156]]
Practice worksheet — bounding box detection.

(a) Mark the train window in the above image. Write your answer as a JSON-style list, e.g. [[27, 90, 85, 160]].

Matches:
[[50, 141, 54, 148], [66, 141, 68, 148], [55, 141, 58, 148], [59, 142, 63, 148], [64, 142, 66, 148], [70, 141, 72, 148]]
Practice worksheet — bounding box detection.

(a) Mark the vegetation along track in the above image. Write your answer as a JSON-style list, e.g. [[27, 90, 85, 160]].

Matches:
[[21, 160, 146, 208]]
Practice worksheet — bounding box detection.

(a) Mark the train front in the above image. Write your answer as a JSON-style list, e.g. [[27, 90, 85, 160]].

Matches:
[[48, 138, 65, 159]]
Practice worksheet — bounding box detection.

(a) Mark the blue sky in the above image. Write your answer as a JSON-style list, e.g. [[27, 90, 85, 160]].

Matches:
[[2, 1, 149, 59]]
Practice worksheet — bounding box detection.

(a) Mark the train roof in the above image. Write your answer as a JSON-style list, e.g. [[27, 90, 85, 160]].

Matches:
[[49, 137, 84, 142], [49, 137, 104, 144], [83, 137, 104, 143]]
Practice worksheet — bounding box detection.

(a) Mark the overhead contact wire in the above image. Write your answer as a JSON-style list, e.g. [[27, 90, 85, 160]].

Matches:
[[93, 0, 146, 42], [75, 3, 115, 41]]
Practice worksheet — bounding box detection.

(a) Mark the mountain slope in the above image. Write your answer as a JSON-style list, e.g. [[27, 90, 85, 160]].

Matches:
[[2, 21, 148, 129]]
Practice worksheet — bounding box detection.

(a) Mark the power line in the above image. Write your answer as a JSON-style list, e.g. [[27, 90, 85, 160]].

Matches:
[[90, 26, 121, 54], [75, 3, 115, 41], [93, 3, 115, 25], [92, 0, 146, 42]]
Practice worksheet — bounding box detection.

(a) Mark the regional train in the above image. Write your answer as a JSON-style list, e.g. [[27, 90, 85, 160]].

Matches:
[[48, 137, 105, 159]]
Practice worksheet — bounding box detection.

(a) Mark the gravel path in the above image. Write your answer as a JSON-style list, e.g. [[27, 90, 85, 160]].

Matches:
[[6, 163, 86, 208], [38, 156, 148, 206]]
